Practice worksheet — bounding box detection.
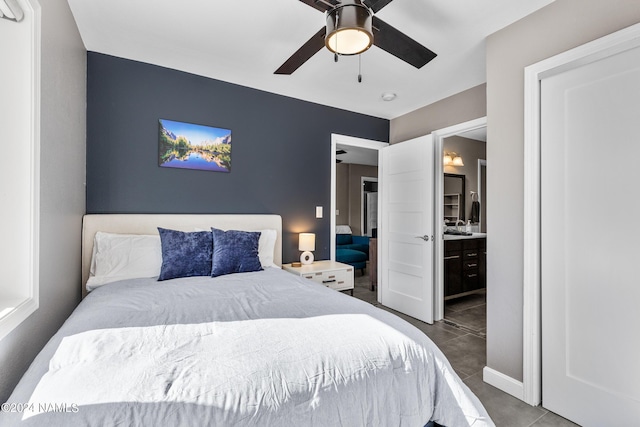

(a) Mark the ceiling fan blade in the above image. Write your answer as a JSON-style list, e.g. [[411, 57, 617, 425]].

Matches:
[[372, 16, 437, 69], [363, 0, 395, 13], [274, 27, 326, 75], [297, 0, 334, 12]]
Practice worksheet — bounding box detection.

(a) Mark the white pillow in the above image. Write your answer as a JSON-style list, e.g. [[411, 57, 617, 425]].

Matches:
[[87, 232, 162, 291], [195, 228, 278, 268], [257, 229, 278, 268]]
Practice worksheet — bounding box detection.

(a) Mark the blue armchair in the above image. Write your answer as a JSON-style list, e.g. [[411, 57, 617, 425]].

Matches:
[[336, 234, 369, 274], [336, 234, 370, 257]]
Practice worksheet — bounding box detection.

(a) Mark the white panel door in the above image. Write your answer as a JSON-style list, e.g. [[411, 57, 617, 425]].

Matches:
[[379, 135, 434, 324], [541, 44, 640, 426]]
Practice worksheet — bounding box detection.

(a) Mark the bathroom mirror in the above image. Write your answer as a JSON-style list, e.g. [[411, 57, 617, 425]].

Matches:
[[443, 173, 465, 225]]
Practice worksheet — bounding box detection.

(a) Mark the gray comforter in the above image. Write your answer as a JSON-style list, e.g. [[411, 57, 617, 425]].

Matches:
[[0, 268, 493, 426]]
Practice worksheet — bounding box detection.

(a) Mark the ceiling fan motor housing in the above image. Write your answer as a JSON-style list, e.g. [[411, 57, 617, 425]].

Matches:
[[325, 0, 373, 56]]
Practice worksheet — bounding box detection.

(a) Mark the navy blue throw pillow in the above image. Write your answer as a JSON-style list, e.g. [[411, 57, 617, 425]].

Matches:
[[211, 228, 263, 277], [158, 228, 213, 281]]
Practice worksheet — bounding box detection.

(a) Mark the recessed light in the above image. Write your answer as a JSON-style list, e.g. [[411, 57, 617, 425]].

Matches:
[[381, 92, 397, 101]]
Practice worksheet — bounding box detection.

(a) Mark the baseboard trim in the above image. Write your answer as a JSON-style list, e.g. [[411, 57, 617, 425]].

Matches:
[[483, 366, 525, 402]]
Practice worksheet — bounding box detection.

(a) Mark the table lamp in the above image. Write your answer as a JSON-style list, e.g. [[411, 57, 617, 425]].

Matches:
[[299, 233, 315, 265]]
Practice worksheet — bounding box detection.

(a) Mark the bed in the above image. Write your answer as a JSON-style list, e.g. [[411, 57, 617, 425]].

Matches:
[[0, 214, 494, 426]]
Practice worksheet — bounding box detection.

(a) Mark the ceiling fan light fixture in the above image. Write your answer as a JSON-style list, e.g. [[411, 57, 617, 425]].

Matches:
[[325, 2, 373, 56]]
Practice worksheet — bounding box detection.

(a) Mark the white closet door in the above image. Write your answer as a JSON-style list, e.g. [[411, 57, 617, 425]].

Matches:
[[541, 44, 640, 426]]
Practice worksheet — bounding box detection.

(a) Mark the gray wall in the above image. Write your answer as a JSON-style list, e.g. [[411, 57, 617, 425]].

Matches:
[[486, 0, 640, 381], [443, 135, 486, 222], [336, 163, 378, 236], [0, 0, 86, 402], [86, 53, 389, 263], [390, 84, 486, 144], [348, 164, 378, 236], [336, 163, 350, 228]]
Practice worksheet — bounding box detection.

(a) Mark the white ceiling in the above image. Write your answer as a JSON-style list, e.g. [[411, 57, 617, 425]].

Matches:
[[336, 143, 379, 166], [67, 0, 553, 120], [458, 127, 487, 142]]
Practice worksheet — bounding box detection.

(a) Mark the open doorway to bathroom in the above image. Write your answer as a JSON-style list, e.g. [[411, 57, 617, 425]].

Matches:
[[433, 118, 487, 337], [442, 128, 486, 336]]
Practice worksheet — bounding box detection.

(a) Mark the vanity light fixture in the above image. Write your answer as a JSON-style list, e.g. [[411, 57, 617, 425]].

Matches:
[[443, 152, 464, 167]]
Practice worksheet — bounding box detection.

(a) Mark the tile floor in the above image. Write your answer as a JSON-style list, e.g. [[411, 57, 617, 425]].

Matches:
[[444, 290, 486, 337], [351, 273, 579, 427]]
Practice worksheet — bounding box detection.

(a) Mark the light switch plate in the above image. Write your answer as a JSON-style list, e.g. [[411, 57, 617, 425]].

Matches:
[[316, 206, 323, 218]]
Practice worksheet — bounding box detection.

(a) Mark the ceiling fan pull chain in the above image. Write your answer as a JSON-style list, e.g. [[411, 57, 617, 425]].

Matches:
[[358, 54, 363, 83]]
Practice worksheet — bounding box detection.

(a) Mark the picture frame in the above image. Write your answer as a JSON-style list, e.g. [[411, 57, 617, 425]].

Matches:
[[158, 118, 231, 172]]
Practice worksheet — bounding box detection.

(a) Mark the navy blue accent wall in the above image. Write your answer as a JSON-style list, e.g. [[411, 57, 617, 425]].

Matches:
[[86, 53, 389, 263]]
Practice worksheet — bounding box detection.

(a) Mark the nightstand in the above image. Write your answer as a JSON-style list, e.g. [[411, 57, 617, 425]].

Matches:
[[283, 260, 354, 295]]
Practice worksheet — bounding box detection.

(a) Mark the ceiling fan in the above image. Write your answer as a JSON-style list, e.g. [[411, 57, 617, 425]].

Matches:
[[275, 0, 437, 75]]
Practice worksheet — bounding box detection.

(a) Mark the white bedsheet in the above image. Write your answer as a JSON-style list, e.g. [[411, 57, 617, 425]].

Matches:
[[1, 268, 493, 426]]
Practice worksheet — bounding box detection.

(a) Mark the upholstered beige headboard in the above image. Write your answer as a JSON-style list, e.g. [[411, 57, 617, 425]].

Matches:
[[82, 214, 283, 298]]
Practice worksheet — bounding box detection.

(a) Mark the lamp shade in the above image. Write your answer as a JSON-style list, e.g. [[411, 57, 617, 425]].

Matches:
[[444, 152, 464, 167], [298, 233, 315, 252]]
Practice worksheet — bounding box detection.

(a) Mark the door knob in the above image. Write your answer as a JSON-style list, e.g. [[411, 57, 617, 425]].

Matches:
[[415, 235, 430, 241]]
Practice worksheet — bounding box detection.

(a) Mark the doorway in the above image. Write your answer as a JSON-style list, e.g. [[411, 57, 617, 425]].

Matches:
[[432, 117, 487, 323], [330, 134, 387, 299], [442, 129, 487, 335]]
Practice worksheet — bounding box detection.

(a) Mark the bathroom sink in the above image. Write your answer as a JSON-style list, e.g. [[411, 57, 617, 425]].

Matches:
[[444, 229, 473, 236]]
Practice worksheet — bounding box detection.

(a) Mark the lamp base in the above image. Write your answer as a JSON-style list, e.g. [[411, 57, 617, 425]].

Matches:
[[300, 251, 314, 265]]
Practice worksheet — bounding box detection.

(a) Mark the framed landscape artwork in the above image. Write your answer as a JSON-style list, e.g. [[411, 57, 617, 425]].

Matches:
[[158, 119, 231, 172]]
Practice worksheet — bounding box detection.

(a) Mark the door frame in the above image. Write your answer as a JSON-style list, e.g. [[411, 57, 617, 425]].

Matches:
[[330, 134, 388, 262], [477, 159, 486, 232], [432, 117, 487, 321], [523, 22, 640, 406]]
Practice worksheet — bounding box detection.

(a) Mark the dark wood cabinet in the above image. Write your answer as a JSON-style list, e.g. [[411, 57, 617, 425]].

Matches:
[[444, 240, 463, 297], [444, 237, 486, 299]]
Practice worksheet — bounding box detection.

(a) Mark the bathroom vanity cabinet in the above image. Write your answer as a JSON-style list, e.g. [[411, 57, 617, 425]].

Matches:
[[444, 236, 486, 299]]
